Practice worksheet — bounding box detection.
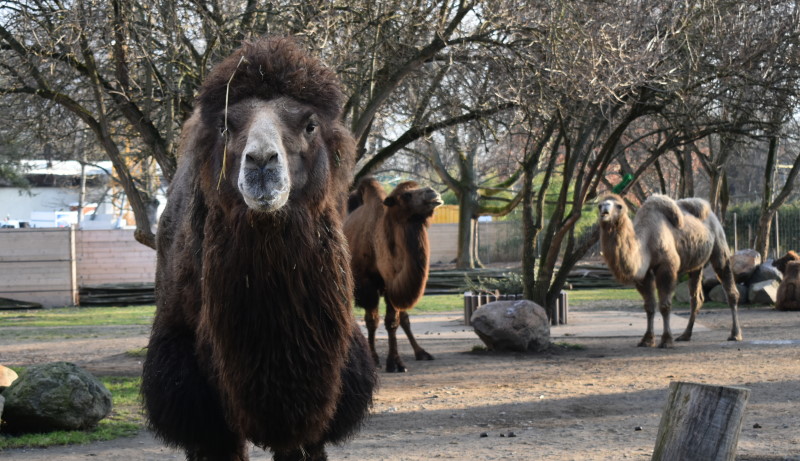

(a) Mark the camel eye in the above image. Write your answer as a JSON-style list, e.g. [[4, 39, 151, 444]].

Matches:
[[305, 121, 317, 134], [615, 204, 622, 210]]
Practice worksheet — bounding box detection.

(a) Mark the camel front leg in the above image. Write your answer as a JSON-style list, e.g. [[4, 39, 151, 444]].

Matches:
[[364, 308, 381, 366], [635, 274, 658, 347], [656, 269, 677, 348], [716, 261, 743, 341], [384, 300, 407, 372], [399, 310, 434, 361], [677, 270, 703, 342], [273, 443, 327, 461]]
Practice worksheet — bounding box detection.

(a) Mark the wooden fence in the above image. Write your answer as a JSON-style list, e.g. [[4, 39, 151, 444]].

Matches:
[[0, 228, 156, 307], [0, 222, 522, 307]]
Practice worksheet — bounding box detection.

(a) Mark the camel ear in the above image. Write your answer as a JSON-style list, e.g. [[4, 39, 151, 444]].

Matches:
[[383, 196, 397, 207]]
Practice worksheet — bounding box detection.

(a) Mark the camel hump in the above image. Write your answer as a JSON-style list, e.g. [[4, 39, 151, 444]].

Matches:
[[677, 197, 711, 221], [641, 194, 684, 229], [347, 177, 386, 213]]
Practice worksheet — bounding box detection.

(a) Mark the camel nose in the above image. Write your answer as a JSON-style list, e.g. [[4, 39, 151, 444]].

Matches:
[[244, 150, 280, 170]]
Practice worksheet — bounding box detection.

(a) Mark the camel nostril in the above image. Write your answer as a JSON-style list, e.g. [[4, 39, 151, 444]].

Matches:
[[244, 151, 280, 169]]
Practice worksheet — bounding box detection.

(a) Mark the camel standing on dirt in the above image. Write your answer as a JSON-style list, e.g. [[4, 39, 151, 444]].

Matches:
[[142, 37, 376, 461], [344, 178, 442, 372], [597, 193, 743, 348]]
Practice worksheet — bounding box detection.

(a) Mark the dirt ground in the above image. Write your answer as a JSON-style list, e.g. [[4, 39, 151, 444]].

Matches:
[[2, 301, 800, 461]]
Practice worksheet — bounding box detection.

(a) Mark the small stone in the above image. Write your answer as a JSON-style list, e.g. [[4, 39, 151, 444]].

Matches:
[[753, 423, 762, 429], [634, 426, 643, 431], [480, 432, 489, 438], [507, 431, 517, 437], [500, 433, 505, 437]]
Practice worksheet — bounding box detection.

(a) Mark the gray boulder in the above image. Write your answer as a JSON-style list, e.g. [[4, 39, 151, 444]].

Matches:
[[0, 393, 4, 422], [471, 300, 550, 352], [708, 283, 748, 304], [2, 362, 112, 433], [748, 280, 780, 305], [674, 281, 691, 304], [748, 264, 783, 285], [732, 249, 761, 283]]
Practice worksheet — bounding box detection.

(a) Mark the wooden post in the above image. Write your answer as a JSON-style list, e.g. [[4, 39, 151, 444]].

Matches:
[[69, 226, 78, 306], [652, 382, 750, 461]]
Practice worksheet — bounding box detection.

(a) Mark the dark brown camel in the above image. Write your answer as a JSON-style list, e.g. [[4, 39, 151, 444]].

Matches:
[[776, 261, 800, 311], [344, 178, 442, 372], [141, 37, 376, 461], [597, 193, 742, 348]]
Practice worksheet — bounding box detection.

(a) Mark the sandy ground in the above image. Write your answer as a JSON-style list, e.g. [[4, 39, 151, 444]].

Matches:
[[1, 300, 800, 461]]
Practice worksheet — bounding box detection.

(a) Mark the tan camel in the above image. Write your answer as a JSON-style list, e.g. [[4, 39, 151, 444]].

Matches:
[[597, 193, 743, 348]]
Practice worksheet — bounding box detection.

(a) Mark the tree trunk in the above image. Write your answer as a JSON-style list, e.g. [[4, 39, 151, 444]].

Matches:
[[455, 191, 478, 269], [652, 381, 750, 461]]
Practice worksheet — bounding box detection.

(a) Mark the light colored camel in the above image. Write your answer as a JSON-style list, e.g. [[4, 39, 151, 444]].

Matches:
[[597, 193, 743, 348]]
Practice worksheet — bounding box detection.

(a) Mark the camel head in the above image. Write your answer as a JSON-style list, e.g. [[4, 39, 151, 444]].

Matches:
[[225, 96, 321, 212], [597, 194, 627, 224], [786, 261, 800, 279], [383, 181, 443, 221], [195, 37, 352, 215]]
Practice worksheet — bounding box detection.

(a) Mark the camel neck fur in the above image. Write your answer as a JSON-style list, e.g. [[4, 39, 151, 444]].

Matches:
[[600, 212, 649, 283], [381, 214, 430, 309]]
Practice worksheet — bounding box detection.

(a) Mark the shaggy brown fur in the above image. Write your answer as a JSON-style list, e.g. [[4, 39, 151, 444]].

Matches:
[[141, 37, 376, 461], [344, 178, 442, 372], [772, 250, 800, 275], [776, 261, 800, 311], [598, 193, 742, 348]]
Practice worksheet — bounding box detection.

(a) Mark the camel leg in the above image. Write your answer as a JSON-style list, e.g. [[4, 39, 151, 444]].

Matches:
[[188, 443, 249, 461], [384, 300, 407, 372], [273, 443, 327, 461], [655, 269, 677, 348], [364, 307, 381, 365], [677, 270, 703, 342], [399, 310, 434, 361], [713, 257, 743, 341], [635, 273, 658, 347], [142, 329, 248, 461]]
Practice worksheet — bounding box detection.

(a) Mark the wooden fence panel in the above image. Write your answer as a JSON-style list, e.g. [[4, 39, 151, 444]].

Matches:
[[0, 228, 75, 307], [76, 230, 156, 286]]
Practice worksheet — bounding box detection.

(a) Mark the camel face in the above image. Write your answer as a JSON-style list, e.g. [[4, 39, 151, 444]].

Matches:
[[598, 197, 625, 223], [384, 182, 443, 218], [232, 97, 318, 212]]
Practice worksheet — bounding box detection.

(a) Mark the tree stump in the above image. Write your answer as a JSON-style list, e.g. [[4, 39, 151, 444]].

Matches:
[[652, 381, 750, 461]]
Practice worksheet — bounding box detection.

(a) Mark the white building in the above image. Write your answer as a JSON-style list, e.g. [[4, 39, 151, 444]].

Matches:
[[0, 160, 163, 229]]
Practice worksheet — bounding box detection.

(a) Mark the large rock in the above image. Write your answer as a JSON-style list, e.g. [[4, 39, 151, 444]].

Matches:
[[732, 249, 761, 283], [471, 300, 550, 352], [748, 264, 783, 285], [0, 393, 4, 422], [0, 364, 19, 390], [674, 281, 692, 304], [708, 283, 748, 304], [2, 362, 112, 433], [748, 280, 780, 305]]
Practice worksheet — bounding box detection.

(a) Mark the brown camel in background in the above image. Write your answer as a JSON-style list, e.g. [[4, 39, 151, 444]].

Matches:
[[772, 250, 800, 275], [597, 193, 742, 348], [344, 178, 442, 372], [776, 261, 800, 311]]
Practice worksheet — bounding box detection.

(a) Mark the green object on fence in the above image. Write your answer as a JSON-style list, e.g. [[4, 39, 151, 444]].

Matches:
[[612, 174, 634, 194]]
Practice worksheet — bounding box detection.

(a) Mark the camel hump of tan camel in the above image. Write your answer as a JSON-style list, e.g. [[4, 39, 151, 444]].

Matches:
[[637, 193, 685, 229]]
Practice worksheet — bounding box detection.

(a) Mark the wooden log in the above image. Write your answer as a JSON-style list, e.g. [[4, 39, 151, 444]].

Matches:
[[652, 381, 750, 461]]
